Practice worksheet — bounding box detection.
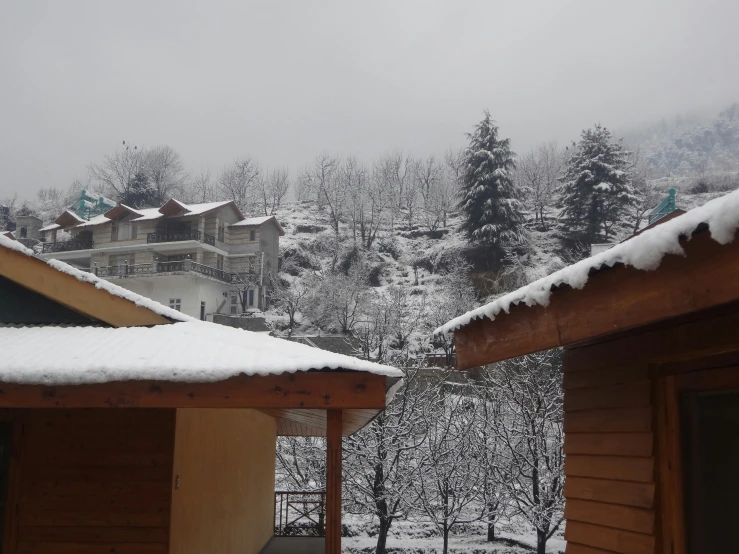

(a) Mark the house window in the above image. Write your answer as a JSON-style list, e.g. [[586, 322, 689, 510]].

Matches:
[[230, 292, 237, 315], [249, 230, 255, 241], [111, 222, 136, 241], [216, 254, 224, 271], [217, 222, 225, 242], [248, 289, 254, 307], [200, 301, 206, 321], [169, 298, 182, 311], [20, 227, 27, 238]]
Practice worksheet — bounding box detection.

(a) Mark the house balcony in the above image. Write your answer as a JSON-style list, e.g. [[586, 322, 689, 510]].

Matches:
[[94, 259, 235, 283], [41, 238, 93, 254], [147, 230, 216, 246]]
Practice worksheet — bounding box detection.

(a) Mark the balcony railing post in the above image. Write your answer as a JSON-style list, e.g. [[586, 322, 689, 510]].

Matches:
[[124, 260, 129, 276], [152, 257, 158, 273], [184, 256, 192, 272], [94, 262, 98, 276]]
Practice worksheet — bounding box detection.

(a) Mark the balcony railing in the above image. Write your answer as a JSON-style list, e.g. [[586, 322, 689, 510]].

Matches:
[[274, 491, 326, 537], [42, 239, 93, 253], [94, 260, 236, 284], [147, 230, 217, 246]]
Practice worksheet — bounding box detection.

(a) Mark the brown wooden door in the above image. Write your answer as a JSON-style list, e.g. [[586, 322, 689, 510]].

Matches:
[[659, 367, 739, 554]]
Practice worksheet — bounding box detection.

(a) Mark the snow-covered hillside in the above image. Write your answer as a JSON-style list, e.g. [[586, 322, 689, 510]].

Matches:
[[263, 183, 731, 347]]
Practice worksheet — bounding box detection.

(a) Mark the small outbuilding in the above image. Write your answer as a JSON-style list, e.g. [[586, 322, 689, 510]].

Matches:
[[437, 190, 739, 554], [0, 235, 401, 554]]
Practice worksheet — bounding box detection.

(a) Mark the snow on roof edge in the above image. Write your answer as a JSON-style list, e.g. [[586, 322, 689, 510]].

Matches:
[[435, 189, 739, 336], [0, 234, 193, 323], [0, 321, 403, 385]]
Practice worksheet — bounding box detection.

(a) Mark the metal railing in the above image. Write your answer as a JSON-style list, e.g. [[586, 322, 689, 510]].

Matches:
[[190, 261, 231, 282], [42, 239, 93, 253], [147, 230, 201, 244], [94, 260, 234, 283], [274, 491, 326, 537]]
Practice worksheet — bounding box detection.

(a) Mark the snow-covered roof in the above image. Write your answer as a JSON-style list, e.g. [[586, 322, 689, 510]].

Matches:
[[231, 215, 285, 235], [0, 234, 191, 323], [73, 213, 113, 228], [436, 189, 739, 335], [54, 200, 237, 228], [39, 223, 61, 232], [0, 321, 401, 385], [1, 231, 15, 240], [231, 215, 274, 227]]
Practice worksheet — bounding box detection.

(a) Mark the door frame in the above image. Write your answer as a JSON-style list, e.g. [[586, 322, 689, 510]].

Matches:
[[656, 366, 739, 554]]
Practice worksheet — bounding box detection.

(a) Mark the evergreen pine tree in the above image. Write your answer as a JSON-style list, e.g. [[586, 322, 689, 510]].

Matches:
[[120, 171, 157, 209], [459, 112, 526, 264], [558, 124, 636, 249]]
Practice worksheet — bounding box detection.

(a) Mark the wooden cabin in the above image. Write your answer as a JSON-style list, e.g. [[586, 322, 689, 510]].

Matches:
[[437, 191, 739, 554], [0, 235, 401, 554]]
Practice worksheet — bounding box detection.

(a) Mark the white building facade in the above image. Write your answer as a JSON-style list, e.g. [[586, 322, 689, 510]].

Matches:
[[39, 199, 284, 321]]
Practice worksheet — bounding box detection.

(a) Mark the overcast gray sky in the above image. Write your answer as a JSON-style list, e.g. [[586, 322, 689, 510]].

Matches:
[[2, 0, 738, 200]]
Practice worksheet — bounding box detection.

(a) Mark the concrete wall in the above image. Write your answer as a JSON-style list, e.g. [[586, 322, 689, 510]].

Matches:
[[116, 275, 229, 320], [169, 408, 277, 554]]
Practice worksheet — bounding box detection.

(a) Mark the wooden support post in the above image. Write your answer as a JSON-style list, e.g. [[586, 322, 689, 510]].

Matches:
[[325, 409, 342, 554]]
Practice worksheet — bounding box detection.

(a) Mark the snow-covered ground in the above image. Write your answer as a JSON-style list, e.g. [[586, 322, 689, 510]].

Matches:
[[342, 517, 565, 554]]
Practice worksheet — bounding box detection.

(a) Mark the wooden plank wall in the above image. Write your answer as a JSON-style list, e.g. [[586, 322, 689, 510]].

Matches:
[[562, 347, 656, 554], [169, 408, 276, 554], [14, 409, 176, 554]]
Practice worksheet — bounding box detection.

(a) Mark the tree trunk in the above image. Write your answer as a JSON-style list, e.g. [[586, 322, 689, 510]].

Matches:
[[486, 505, 496, 541], [375, 517, 392, 554], [443, 523, 449, 554], [536, 528, 547, 554]]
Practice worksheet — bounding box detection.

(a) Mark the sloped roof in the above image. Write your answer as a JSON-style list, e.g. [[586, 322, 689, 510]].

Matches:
[[48, 200, 242, 229], [437, 189, 739, 335], [1, 231, 15, 240], [53, 209, 85, 228], [0, 322, 401, 385], [231, 215, 285, 235]]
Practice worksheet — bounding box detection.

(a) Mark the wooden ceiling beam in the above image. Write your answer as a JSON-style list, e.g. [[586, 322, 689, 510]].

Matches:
[[0, 372, 388, 410], [455, 231, 739, 369]]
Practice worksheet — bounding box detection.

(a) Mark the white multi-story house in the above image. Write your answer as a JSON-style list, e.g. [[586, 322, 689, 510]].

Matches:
[[39, 198, 284, 320]]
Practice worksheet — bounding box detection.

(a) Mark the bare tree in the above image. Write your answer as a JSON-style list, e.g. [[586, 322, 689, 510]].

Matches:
[[307, 267, 368, 334], [344, 368, 430, 554], [257, 167, 290, 216], [0, 193, 18, 231], [270, 269, 311, 336], [376, 151, 412, 231], [412, 377, 482, 554], [219, 158, 261, 214], [518, 142, 563, 229], [629, 148, 661, 232], [275, 437, 326, 491], [485, 350, 565, 554], [302, 154, 344, 238], [88, 141, 146, 201], [184, 169, 218, 203], [426, 252, 477, 367], [473, 383, 509, 542], [33, 179, 86, 223], [343, 156, 370, 243], [145, 145, 189, 203], [354, 285, 426, 364]]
